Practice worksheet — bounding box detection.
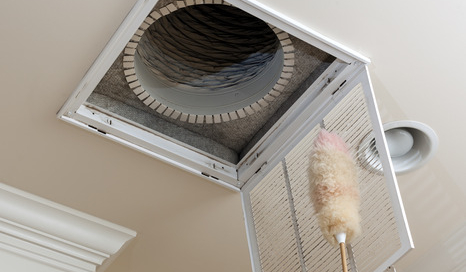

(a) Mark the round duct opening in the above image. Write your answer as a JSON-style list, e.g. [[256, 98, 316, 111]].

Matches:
[[123, 2, 293, 123], [358, 121, 439, 174]]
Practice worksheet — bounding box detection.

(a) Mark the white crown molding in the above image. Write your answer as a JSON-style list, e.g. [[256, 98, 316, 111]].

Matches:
[[0, 183, 137, 272]]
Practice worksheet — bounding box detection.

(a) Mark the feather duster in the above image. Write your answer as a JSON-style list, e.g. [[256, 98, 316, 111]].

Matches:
[[308, 129, 361, 271]]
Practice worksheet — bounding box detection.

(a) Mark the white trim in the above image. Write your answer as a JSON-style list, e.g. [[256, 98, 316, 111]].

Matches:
[[0, 183, 136, 272]]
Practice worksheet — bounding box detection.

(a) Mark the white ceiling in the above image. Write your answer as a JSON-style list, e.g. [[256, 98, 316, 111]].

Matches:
[[0, 0, 465, 271]]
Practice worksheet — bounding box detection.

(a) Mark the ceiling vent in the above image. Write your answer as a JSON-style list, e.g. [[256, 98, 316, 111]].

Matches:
[[58, 0, 413, 270], [58, 0, 358, 187]]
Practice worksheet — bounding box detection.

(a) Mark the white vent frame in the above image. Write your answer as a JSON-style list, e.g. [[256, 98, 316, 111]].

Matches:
[[57, 0, 369, 190]]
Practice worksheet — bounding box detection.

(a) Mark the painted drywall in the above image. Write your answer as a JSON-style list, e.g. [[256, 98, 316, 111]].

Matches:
[[1, 0, 465, 271]]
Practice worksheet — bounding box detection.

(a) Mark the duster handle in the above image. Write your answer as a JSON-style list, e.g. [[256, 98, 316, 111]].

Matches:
[[339, 242, 348, 272]]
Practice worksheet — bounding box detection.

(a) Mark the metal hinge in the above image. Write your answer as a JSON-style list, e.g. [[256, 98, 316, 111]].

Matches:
[[201, 172, 219, 180], [88, 125, 107, 135], [254, 162, 268, 175], [332, 79, 347, 95]]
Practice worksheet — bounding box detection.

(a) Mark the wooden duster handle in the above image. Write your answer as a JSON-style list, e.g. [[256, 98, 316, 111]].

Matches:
[[339, 242, 348, 272]]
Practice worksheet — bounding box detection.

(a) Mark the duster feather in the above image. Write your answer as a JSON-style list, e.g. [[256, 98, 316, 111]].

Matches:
[[308, 129, 361, 246]]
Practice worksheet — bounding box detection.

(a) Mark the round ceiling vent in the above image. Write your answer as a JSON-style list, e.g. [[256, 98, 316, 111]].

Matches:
[[358, 121, 439, 174], [123, 1, 294, 123]]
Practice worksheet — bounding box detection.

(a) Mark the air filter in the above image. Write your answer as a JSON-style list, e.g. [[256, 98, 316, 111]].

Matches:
[[241, 82, 413, 272]]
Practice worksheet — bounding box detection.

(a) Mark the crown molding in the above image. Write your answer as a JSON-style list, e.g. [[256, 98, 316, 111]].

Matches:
[[0, 183, 136, 272]]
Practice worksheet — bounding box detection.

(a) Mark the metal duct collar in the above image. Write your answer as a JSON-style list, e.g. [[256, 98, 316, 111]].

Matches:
[[124, 3, 294, 122]]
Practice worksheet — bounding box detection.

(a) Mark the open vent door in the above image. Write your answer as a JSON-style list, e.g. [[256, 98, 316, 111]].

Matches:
[[241, 68, 413, 272]]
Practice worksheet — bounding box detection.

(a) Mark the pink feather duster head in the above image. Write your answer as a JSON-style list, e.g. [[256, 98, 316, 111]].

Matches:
[[308, 129, 361, 246]]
